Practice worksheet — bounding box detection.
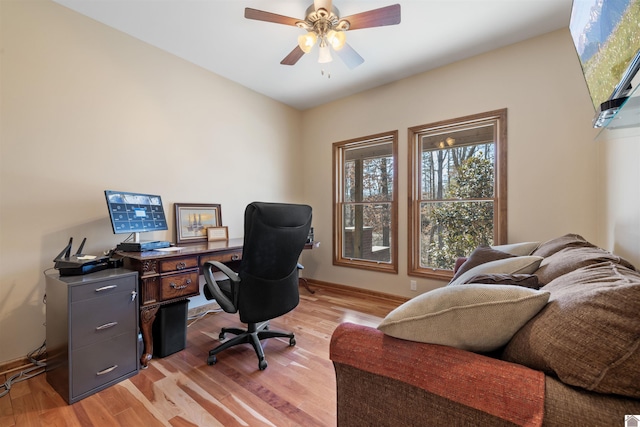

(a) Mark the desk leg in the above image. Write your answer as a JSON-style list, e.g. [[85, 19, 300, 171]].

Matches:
[[140, 305, 159, 369], [299, 277, 315, 294]]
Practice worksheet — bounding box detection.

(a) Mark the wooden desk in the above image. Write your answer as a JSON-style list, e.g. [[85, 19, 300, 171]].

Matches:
[[118, 238, 243, 368]]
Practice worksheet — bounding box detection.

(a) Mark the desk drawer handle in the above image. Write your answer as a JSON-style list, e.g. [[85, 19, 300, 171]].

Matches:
[[96, 321, 118, 331], [231, 254, 240, 261], [176, 262, 187, 270], [96, 365, 118, 376], [170, 278, 191, 290], [95, 285, 117, 292]]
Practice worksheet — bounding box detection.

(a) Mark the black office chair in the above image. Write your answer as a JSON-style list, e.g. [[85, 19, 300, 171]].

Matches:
[[203, 201, 312, 370]]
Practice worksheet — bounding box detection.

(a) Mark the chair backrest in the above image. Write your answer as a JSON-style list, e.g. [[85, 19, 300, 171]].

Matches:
[[237, 202, 312, 324]]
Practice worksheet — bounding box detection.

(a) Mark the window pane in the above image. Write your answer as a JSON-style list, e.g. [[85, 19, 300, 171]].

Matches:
[[420, 200, 494, 269], [342, 203, 392, 263], [344, 143, 394, 203], [421, 143, 495, 200]]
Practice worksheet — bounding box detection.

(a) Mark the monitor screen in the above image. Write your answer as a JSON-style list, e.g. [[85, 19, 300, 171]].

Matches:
[[569, 0, 640, 111], [104, 190, 168, 234]]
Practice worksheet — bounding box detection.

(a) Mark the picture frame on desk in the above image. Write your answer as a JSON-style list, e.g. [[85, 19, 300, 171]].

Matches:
[[207, 226, 228, 242], [174, 203, 222, 244]]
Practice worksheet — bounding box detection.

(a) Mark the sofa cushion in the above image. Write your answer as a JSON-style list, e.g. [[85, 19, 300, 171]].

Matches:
[[377, 284, 550, 352], [463, 273, 541, 289], [502, 262, 640, 398], [535, 245, 637, 285], [449, 255, 543, 287]]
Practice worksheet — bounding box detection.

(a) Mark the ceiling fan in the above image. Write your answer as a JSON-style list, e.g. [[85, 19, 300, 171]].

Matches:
[[244, 0, 401, 69]]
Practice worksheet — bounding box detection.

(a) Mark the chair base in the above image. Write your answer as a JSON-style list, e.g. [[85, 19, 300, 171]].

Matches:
[[207, 321, 296, 370]]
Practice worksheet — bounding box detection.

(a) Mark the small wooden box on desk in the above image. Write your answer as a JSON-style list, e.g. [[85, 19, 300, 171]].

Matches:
[[45, 268, 139, 404]]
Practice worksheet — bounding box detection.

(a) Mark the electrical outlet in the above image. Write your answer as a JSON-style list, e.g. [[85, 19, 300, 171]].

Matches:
[[410, 280, 417, 291]]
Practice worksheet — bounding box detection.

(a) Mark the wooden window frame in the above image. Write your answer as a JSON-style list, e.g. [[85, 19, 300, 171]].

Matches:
[[408, 109, 507, 280], [333, 131, 398, 274]]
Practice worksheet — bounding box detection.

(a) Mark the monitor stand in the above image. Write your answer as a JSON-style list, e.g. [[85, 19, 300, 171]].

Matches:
[[117, 233, 170, 252]]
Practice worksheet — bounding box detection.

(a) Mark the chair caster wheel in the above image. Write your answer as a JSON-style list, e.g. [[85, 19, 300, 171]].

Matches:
[[219, 332, 226, 340], [289, 337, 296, 346], [259, 359, 267, 370], [208, 355, 217, 366]]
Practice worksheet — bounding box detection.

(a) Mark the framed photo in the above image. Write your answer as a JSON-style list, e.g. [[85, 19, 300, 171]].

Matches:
[[174, 203, 222, 244], [207, 226, 229, 242]]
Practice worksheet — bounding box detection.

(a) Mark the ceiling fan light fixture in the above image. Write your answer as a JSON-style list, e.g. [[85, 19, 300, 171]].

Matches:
[[318, 44, 333, 63], [326, 30, 346, 50], [298, 32, 318, 53]]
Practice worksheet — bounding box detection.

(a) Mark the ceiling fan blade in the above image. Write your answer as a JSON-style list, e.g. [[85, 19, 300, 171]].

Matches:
[[244, 8, 301, 26], [281, 46, 306, 66], [336, 43, 364, 70], [340, 4, 401, 30], [314, 0, 332, 12]]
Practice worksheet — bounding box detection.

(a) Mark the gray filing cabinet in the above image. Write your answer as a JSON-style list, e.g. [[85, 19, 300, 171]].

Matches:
[[45, 268, 139, 404]]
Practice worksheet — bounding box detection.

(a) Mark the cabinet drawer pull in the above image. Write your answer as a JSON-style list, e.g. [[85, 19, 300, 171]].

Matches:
[[96, 365, 118, 376], [176, 262, 187, 270], [231, 254, 240, 261], [95, 321, 118, 330], [170, 278, 191, 290], [95, 285, 117, 292]]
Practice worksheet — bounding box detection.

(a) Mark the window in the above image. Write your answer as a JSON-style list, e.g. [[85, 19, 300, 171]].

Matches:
[[408, 109, 507, 279], [333, 131, 398, 273]]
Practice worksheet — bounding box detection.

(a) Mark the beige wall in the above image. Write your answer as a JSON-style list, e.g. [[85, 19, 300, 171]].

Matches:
[[299, 29, 601, 297], [0, 0, 303, 363], [597, 125, 640, 267]]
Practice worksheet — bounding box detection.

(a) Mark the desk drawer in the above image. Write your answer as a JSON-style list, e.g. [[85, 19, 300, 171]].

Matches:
[[72, 332, 137, 399], [200, 249, 242, 266], [71, 292, 137, 349], [160, 271, 199, 300], [159, 256, 198, 273], [71, 274, 136, 303]]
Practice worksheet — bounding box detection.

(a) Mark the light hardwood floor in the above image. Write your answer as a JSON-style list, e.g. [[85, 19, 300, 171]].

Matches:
[[1, 284, 401, 427]]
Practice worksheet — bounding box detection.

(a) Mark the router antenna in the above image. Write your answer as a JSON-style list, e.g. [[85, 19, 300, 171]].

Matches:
[[75, 237, 87, 255]]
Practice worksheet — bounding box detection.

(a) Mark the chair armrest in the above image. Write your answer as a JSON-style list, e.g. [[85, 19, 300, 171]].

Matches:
[[330, 323, 545, 427], [206, 260, 239, 282], [203, 260, 240, 311]]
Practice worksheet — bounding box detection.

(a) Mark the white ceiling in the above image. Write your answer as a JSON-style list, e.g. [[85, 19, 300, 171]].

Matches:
[[52, 0, 573, 111]]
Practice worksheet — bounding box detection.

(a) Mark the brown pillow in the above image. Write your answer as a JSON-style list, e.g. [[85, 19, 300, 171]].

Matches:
[[451, 246, 515, 283], [535, 246, 637, 285], [463, 273, 540, 289], [531, 233, 596, 258], [502, 262, 640, 398]]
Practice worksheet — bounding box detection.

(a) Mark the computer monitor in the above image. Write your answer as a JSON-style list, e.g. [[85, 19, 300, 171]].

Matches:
[[104, 190, 168, 243]]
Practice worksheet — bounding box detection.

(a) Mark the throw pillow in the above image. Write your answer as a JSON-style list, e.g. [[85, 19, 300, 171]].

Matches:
[[491, 241, 540, 256], [463, 273, 540, 289], [451, 246, 515, 282], [377, 284, 550, 352], [502, 262, 640, 398], [449, 256, 543, 287]]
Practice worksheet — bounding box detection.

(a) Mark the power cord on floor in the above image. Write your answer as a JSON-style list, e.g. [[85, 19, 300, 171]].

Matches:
[[187, 306, 223, 327], [0, 341, 47, 398]]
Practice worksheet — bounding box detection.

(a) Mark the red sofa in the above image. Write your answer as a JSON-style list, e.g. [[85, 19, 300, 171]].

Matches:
[[330, 234, 640, 426]]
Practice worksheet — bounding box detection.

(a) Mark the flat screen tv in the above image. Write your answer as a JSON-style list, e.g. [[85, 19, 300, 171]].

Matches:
[[569, 0, 640, 127], [104, 190, 168, 235]]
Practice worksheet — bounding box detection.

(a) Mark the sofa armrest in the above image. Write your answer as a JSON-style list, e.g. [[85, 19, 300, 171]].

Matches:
[[330, 322, 545, 427]]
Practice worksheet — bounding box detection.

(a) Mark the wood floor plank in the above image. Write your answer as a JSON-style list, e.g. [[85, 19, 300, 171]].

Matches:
[[3, 286, 399, 427]]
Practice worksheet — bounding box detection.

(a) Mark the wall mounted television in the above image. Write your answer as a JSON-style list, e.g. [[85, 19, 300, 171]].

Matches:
[[104, 190, 168, 240], [569, 0, 640, 127]]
